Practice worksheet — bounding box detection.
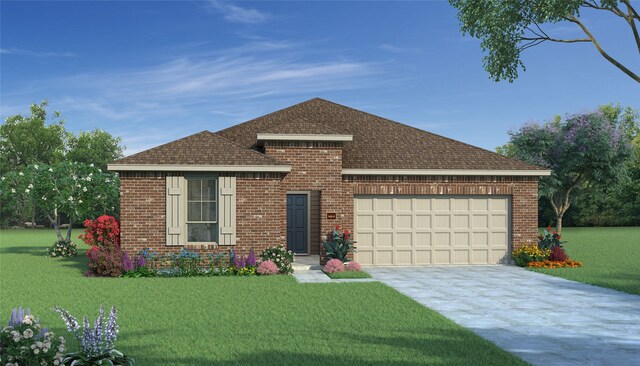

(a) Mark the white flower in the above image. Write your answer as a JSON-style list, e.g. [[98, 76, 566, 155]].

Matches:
[[105, 178, 110, 183], [23, 329, 33, 338], [89, 163, 94, 167], [33, 348, 40, 354], [13, 336, 21, 342], [72, 175, 77, 180], [23, 315, 34, 325], [48, 168, 53, 172], [68, 196, 74, 201], [78, 200, 83, 204], [89, 172, 93, 176], [35, 341, 43, 348], [86, 176, 92, 181], [10, 188, 15, 193], [59, 337, 65, 343], [24, 189, 30, 193], [42, 196, 47, 201], [18, 172, 24, 176], [28, 183, 33, 189], [1, 176, 4, 180], [54, 360, 60, 365], [43, 348, 49, 353], [58, 345, 64, 352], [82, 187, 87, 192], [34, 164, 39, 169]]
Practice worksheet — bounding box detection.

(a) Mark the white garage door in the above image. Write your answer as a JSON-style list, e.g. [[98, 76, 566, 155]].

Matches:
[[354, 196, 510, 265]]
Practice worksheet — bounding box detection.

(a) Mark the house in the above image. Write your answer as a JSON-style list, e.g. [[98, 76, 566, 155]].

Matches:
[[107, 98, 550, 265]]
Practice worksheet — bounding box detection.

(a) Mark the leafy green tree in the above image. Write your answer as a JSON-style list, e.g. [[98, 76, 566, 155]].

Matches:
[[67, 129, 124, 171], [449, 0, 640, 83], [0, 162, 119, 241], [0, 100, 68, 175], [507, 111, 632, 232]]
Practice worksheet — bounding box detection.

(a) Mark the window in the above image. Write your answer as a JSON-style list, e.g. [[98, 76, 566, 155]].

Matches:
[[186, 178, 218, 243]]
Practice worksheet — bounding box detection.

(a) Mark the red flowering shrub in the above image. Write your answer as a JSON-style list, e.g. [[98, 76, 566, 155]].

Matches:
[[79, 215, 120, 247], [548, 246, 569, 262], [86, 245, 124, 277]]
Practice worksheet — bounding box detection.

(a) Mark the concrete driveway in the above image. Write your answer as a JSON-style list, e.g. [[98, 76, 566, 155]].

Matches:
[[367, 266, 640, 366]]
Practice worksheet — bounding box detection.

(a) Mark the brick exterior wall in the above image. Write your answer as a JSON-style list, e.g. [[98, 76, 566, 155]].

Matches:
[[118, 152, 540, 263]]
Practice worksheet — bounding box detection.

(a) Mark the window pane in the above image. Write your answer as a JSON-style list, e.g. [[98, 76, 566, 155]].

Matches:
[[188, 180, 202, 201], [203, 180, 216, 201], [202, 202, 217, 222], [187, 202, 201, 221], [188, 223, 216, 242]]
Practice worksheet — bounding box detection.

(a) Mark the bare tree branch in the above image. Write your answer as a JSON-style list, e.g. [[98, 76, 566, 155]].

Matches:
[[565, 14, 640, 83], [521, 36, 591, 43], [621, 0, 640, 54], [582, 0, 626, 17]]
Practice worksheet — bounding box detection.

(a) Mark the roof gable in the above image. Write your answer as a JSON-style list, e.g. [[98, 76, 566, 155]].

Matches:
[[216, 98, 545, 171]]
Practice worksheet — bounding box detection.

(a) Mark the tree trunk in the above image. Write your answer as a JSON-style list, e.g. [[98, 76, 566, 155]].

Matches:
[[47, 211, 64, 242], [65, 217, 74, 242], [556, 214, 563, 235]]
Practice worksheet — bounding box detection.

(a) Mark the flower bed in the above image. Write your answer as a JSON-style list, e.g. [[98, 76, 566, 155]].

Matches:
[[512, 227, 583, 269], [527, 260, 583, 268]]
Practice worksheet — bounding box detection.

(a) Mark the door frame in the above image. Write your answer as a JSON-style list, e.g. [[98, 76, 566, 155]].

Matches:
[[287, 191, 311, 255]]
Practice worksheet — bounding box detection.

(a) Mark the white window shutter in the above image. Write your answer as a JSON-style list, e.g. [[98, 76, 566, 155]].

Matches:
[[166, 176, 185, 245], [218, 176, 236, 245]]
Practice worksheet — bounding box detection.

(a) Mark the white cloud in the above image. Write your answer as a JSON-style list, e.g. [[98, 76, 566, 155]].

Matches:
[[208, 1, 269, 24], [0, 48, 77, 58], [378, 44, 420, 53]]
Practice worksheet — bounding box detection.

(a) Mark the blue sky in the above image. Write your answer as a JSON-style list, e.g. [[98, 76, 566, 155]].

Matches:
[[1, 1, 638, 155]]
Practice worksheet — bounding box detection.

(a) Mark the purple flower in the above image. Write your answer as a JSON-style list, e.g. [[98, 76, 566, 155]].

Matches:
[[247, 249, 256, 267], [122, 252, 134, 272], [134, 254, 147, 269]]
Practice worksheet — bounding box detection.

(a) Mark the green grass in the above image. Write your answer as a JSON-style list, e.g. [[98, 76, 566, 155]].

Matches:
[[0, 229, 525, 366], [325, 270, 372, 279], [530, 227, 640, 295]]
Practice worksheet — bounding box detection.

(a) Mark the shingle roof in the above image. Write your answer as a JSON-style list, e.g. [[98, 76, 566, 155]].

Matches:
[[216, 98, 545, 171], [262, 118, 344, 135], [111, 130, 286, 166]]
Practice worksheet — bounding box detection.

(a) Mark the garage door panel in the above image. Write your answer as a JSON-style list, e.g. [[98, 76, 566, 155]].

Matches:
[[434, 232, 451, 246], [396, 250, 413, 265], [434, 215, 450, 229], [354, 195, 510, 265], [454, 250, 470, 264]]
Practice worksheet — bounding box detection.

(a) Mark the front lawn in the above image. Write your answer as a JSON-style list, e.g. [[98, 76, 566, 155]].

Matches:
[[530, 227, 640, 295], [0, 229, 526, 366]]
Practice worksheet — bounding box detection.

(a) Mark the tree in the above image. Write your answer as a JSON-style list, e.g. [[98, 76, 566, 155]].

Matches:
[[0, 162, 120, 241], [505, 110, 632, 232], [449, 0, 640, 83], [0, 100, 68, 175], [67, 129, 124, 171]]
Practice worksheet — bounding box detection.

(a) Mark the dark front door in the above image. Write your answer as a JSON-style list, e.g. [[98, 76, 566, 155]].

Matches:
[[287, 194, 308, 254]]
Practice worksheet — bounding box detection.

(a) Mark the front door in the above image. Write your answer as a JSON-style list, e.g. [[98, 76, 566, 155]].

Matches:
[[287, 194, 308, 254]]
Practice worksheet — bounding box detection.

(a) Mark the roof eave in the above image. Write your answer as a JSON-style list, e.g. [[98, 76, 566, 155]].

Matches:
[[342, 168, 551, 176], [107, 164, 291, 173], [256, 133, 353, 143]]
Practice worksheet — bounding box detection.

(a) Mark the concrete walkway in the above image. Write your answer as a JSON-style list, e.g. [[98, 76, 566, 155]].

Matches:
[[367, 266, 640, 366]]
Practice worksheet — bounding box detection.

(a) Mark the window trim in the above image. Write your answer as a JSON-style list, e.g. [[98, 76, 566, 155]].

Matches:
[[184, 175, 219, 245]]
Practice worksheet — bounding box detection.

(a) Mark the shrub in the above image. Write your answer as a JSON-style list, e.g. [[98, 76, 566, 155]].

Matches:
[[256, 260, 278, 275], [87, 245, 124, 277], [47, 240, 78, 257], [260, 246, 294, 274], [512, 243, 550, 267], [346, 261, 362, 272], [323, 258, 345, 273], [322, 225, 356, 262], [538, 226, 564, 250], [0, 307, 66, 366], [53, 305, 134, 366], [549, 246, 569, 262], [79, 215, 120, 247]]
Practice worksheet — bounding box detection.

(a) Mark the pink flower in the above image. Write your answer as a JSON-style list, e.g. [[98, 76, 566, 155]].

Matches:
[[323, 259, 345, 273], [257, 260, 279, 275], [346, 261, 362, 272]]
